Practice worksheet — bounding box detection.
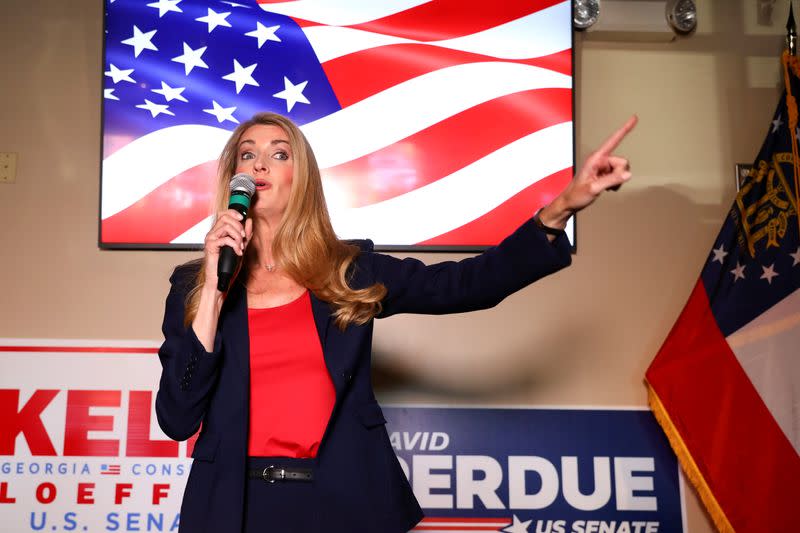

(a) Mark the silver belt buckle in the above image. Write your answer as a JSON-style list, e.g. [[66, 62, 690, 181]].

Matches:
[[263, 465, 285, 483]]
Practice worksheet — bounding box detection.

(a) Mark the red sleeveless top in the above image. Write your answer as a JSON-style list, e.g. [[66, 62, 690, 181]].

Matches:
[[247, 291, 335, 457]]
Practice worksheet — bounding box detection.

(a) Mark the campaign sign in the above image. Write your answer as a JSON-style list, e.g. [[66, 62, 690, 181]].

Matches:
[[0, 341, 192, 533], [0, 342, 681, 533], [384, 407, 684, 533]]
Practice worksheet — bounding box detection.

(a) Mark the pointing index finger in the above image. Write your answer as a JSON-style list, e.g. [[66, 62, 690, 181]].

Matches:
[[597, 115, 638, 156]]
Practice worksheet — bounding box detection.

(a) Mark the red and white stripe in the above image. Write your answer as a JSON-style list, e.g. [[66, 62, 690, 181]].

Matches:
[[411, 516, 512, 532], [101, 0, 572, 246]]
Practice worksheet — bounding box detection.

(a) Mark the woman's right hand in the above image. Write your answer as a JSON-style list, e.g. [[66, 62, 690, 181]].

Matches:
[[202, 209, 254, 291]]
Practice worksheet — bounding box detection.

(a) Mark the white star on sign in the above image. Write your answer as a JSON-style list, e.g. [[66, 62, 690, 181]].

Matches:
[[104, 63, 135, 84], [222, 59, 260, 94], [147, 0, 182, 17], [203, 101, 239, 124], [103, 88, 119, 101], [245, 22, 281, 48], [711, 244, 728, 264], [760, 263, 779, 284], [730, 262, 746, 282], [772, 115, 783, 133], [196, 8, 232, 33], [136, 99, 175, 118], [121, 25, 158, 58], [172, 43, 209, 75], [503, 515, 532, 533], [273, 76, 310, 112], [152, 81, 188, 102], [790, 246, 800, 266]]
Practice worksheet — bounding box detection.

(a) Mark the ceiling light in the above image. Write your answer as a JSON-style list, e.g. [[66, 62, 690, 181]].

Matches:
[[574, 0, 601, 30], [665, 0, 697, 34]]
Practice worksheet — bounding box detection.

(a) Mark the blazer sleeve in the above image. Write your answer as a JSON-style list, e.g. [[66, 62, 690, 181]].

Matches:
[[154, 263, 223, 442], [369, 216, 572, 318]]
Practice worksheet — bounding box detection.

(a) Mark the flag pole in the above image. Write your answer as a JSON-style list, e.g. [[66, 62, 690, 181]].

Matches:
[[788, 2, 797, 55], [785, 2, 800, 236]]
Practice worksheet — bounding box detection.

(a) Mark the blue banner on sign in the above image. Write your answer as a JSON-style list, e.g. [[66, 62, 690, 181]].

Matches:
[[383, 407, 682, 533]]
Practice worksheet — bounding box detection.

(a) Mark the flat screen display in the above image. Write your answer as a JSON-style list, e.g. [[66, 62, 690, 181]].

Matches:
[[100, 0, 574, 250]]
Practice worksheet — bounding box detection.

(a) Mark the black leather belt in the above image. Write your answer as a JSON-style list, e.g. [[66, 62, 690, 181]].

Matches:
[[247, 465, 313, 483]]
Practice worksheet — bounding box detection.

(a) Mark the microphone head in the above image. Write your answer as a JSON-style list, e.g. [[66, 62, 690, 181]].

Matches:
[[229, 173, 256, 197]]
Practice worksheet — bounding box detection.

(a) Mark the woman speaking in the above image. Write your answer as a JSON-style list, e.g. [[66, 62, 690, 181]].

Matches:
[[155, 112, 636, 532]]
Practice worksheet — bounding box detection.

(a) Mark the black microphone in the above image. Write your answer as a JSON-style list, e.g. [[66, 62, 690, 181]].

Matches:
[[217, 173, 256, 292]]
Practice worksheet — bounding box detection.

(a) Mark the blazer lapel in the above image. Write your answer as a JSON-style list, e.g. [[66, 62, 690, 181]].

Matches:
[[311, 292, 352, 394], [309, 292, 331, 352], [223, 279, 250, 387]]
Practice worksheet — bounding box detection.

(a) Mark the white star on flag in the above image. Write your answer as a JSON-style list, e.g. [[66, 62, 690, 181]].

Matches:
[[245, 22, 281, 48], [222, 59, 260, 94], [136, 99, 175, 118], [790, 246, 800, 266], [104, 64, 135, 84], [146, 0, 182, 18], [121, 25, 158, 58], [730, 262, 746, 282], [273, 76, 310, 112], [772, 115, 783, 133], [103, 88, 119, 101], [711, 244, 728, 264], [195, 8, 232, 33], [220, 1, 251, 7], [172, 43, 209, 75], [152, 81, 188, 102], [503, 515, 532, 533], [760, 263, 779, 284], [203, 100, 238, 124]]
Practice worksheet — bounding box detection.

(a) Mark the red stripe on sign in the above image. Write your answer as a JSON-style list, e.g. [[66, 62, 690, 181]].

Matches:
[[322, 89, 572, 209], [346, 0, 563, 41], [418, 168, 572, 247], [412, 525, 504, 531], [323, 44, 570, 108], [422, 518, 511, 523], [101, 160, 217, 244], [646, 280, 800, 533], [0, 346, 158, 354]]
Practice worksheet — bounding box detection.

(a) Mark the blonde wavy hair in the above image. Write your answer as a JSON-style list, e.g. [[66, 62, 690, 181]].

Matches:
[[184, 112, 386, 329]]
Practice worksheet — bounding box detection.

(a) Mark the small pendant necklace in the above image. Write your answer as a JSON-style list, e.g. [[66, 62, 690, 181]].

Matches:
[[265, 263, 276, 272]]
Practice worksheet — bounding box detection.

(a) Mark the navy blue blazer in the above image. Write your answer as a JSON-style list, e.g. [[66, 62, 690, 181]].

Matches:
[[155, 217, 572, 533]]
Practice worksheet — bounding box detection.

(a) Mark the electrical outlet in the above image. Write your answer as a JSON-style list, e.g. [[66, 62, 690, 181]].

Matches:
[[0, 152, 17, 183]]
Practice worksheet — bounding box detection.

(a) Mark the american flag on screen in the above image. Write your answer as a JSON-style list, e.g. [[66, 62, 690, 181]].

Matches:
[[100, 0, 573, 248]]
